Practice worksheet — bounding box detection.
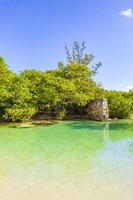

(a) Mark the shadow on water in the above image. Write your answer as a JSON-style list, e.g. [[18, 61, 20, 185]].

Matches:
[[109, 121, 133, 131], [63, 120, 106, 131], [63, 120, 133, 143], [64, 120, 133, 131]]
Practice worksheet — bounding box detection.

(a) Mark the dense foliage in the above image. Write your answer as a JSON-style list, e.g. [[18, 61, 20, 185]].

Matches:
[[106, 91, 133, 119], [0, 42, 133, 121]]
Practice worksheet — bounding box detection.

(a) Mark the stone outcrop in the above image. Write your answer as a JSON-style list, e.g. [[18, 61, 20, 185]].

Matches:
[[87, 98, 109, 121]]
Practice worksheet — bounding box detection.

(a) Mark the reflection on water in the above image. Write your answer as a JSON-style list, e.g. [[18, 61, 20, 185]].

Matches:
[[0, 120, 133, 200]]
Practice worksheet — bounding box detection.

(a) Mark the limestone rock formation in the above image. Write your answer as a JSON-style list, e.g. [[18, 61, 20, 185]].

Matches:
[[87, 98, 109, 121]]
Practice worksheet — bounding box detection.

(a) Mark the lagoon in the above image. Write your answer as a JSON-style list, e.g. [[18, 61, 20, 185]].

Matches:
[[0, 120, 133, 200]]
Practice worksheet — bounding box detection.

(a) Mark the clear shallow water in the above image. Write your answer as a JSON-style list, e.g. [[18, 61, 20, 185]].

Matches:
[[0, 120, 133, 200]]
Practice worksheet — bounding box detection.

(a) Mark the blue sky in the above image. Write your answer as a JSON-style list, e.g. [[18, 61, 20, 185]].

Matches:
[[0, 0, 133, 90]]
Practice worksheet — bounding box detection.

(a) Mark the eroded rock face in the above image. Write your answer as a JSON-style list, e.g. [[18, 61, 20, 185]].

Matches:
[[87, 98, 109, 121]]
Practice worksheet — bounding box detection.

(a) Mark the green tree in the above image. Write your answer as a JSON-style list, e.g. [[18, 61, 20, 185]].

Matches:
[[3, 73, 36, 122], [0, 57, 14, 115], [107, 91, 132, 119], [59, 41, 102, 75]]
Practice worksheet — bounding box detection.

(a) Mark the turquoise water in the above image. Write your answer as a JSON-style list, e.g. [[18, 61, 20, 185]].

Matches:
[[0, 120, 133, 200]]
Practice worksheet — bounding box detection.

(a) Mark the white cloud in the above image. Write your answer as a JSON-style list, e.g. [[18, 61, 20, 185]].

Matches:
[[120, 8, 133, 18], [126, 86, 133, 91]]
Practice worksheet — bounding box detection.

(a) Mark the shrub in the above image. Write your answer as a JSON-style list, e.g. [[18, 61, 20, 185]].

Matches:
[[56, 109, 67, 120], [4, 107, 36, 122], [107, 92, 132, 119]]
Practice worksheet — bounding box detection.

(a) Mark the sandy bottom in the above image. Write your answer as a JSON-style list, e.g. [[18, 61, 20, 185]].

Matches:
[[0, 175, 133, 200]]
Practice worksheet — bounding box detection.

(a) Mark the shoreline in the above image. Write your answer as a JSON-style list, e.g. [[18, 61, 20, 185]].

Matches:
[[0, 118, 132, 128]]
